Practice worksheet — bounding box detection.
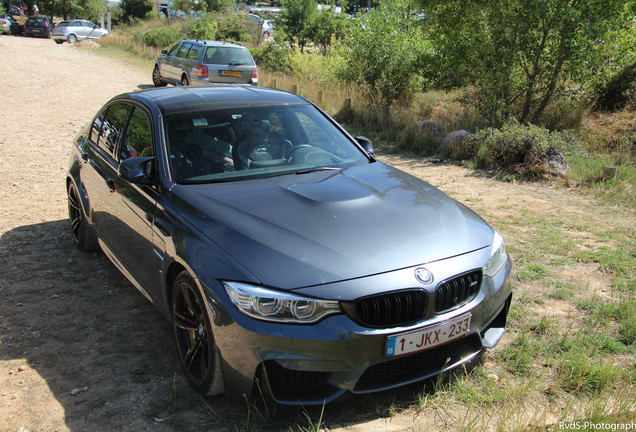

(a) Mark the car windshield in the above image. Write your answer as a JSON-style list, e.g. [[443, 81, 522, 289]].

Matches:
[[204, 46, 255, 65], [164, 104, 369, 183]]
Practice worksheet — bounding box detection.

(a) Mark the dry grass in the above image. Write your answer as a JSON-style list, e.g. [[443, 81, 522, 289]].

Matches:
[[579, 109, 636, 154], [260, 69, 365, 119], [99, 33, 163, 60]]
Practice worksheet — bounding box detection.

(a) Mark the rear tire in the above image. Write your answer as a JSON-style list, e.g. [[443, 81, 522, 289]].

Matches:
[[172, 271, 224, 395], [67, 182, 99, 252], [180, 75, 190, 86], [67, 34, 77, 44]]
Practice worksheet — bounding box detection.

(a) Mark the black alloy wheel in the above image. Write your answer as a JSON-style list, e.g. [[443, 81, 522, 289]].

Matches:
[[152, 65, 167, 87], [67, 182, 98, 252], [172, 271, 224, 395]]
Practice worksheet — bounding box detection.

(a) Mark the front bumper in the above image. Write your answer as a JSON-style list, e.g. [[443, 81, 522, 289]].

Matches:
[[203, 250, 513, 405]]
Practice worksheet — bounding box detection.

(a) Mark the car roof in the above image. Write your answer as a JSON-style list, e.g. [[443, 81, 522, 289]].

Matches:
[[179, 39, 247, 49], [119, 85, 311, 115]]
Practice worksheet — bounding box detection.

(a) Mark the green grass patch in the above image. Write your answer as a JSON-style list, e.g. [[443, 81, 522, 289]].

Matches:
[[566, 153, 636, 208], [548, 281, 576, 300], [515, 262, 551, 282], [556, 351, 622, 394], [498, 331, 540, 376]]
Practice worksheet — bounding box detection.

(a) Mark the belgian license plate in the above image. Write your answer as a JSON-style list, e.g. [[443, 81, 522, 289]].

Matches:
[[385, 313, 472, 357], [221, 70, 241, 77]]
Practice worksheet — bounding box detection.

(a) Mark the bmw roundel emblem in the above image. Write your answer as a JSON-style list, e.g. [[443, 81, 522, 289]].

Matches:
[[414, 267, 434, 285]]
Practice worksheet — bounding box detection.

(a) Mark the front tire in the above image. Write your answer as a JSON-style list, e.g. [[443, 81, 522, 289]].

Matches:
[[152, 65, 167, 87], [67, 182, 99, 252], [172, 271, 224, 395]]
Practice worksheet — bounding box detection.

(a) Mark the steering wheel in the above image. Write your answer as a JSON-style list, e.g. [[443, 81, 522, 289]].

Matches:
[[283, 144, 313, 160]]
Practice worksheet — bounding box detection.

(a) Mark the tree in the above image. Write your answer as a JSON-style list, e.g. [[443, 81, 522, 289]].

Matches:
[[203, 0, 233, 12], [311, 4, 349, 54], [280, 0, 316, 51], [121, 0, 152, 20], [423, 0, 636, 126], [36, 0, 105, 21], [338, 0, 432, 110]]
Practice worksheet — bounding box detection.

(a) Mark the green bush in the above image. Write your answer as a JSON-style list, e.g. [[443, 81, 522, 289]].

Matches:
[[133, 27, 183, 48], [337, 0, 432, 108], [250, 38, 293, 73], [471, 120, 578, 175], [594, 61, 636, 112], [121, 0, 153, 21], [183, 15, 218, 40], [217, 13, 255, 42]]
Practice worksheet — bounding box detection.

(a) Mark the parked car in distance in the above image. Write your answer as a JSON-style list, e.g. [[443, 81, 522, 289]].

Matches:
[[1, 14, 22, 34], [260, 19, 275, 38], [8, 5, 25, 16], [23, 15, 51, 38], [66, 85, 513, 405], [152, 39, 258, 87], [52, 19, 108, 44]]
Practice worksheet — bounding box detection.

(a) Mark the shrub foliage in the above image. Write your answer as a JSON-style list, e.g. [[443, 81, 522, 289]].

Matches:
[[471, 121, 578, 176], [133, 27, 183, 47]]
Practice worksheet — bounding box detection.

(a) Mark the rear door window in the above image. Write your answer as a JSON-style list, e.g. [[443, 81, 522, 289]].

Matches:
[[186, 44, 202, 61], [94, 103, 132, 157]]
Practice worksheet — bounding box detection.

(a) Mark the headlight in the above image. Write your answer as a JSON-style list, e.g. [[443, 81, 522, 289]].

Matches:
[[223, 281, 341, 324], [483, 231, 508, 278]]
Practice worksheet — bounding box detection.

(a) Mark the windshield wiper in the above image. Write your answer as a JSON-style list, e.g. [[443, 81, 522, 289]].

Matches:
[[292, 167, 343, 175], [177, 177, 235, 184]]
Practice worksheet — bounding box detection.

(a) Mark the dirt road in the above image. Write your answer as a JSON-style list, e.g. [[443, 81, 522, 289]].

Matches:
[[0, 36, 195, 431], [0, 35, 627, 432]]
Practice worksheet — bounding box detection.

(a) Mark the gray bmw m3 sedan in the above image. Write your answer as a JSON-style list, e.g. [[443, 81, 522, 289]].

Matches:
[[66, 85, 512, 405]]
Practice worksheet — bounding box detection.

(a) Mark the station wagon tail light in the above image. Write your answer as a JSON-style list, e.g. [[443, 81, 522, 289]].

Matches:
[[224, 281, 341, 324], [196, 64, 208, 78], [252, 68, 258, 80]]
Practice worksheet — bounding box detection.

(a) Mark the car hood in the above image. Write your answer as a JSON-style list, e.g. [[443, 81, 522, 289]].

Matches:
[[171, 162, 494, 289]]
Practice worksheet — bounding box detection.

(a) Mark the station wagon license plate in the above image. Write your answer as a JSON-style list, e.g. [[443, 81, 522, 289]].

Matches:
[[385, 313, 471, 357], [221, 70, 241, 77]]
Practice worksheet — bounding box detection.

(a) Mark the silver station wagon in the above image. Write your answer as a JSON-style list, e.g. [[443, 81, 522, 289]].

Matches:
[[152, 39, 259, 87], [52, 19, 108, 44]]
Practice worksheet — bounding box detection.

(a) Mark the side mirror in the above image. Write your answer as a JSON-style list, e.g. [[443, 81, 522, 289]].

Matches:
[[119, 156, 154, 185], [161, 49, 168, 55], [355, 136, 374, 157]]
